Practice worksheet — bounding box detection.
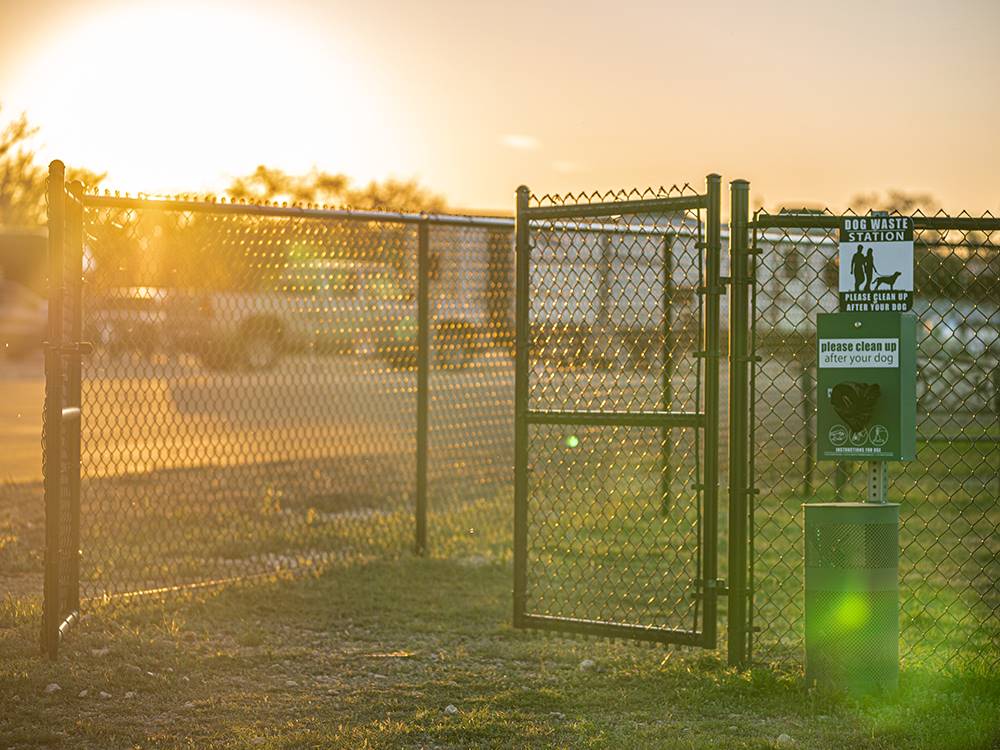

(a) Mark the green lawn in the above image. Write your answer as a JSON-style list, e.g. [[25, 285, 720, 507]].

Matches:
[[1, 555, 998, 750]]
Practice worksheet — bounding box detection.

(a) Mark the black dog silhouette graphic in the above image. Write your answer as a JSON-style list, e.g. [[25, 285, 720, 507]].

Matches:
[[873, 271, 902, 290]]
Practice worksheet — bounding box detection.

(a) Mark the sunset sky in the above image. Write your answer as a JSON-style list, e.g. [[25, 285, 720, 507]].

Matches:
[[1, 0, 998, 213]]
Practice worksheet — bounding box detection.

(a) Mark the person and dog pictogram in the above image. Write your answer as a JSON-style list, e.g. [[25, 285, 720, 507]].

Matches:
[[851, 245, 900, 291]]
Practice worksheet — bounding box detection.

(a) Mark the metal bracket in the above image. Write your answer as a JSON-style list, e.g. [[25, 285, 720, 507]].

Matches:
[[43, 341, 94, 356], [867, 461, 888, 504]]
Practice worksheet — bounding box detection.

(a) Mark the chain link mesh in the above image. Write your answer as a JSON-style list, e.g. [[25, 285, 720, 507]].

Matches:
[[519, 185, 713, 639], [750, 209, 1000, 670], [31, 197, 511, 607]]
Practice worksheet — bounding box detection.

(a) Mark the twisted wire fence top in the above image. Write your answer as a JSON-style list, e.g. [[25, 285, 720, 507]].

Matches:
[[529, 183, 701, 210]]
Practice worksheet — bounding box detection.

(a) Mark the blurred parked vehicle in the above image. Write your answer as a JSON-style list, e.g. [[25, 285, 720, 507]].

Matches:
[[85, 286, 170, 358], [0, 279, 47, 358], [918, 308, 1000, 364], [168, 259, 415, 371]]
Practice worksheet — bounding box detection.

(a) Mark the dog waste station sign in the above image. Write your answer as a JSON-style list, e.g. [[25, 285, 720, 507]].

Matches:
[[838, 216, 914, 312]]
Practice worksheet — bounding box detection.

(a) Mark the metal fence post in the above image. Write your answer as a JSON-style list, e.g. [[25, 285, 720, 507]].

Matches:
[[661, 232, 675, 515], [727, 178, 751, 668], [801, 363, 815, 498], [42, 160, 66, 659], [65, 180, 85, 612], [415, 220, 430, 555], [513, 186, 530, 627], [702, 174, 722, 648]]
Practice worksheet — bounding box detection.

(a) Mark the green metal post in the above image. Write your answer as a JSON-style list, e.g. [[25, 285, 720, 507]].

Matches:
[[42, 160, 66, 659], [661, 231, 674, 515], [65, 181, 84, 612], [415, 220, 429, 555], [513, 186, 531, 628], [727, 178, 751, 667], [801, 363, 815, 498], [702, 174, 722, 648]]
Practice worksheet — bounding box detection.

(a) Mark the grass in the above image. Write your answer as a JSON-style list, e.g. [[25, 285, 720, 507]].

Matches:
[[2, 556, 999, 749]]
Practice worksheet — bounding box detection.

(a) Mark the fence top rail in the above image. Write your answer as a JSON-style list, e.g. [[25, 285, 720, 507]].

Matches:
[[80, 193, 517, 229], [78, 192, 700, 239], [752, 213, 1000, 233], [524, 194, 707, 221]]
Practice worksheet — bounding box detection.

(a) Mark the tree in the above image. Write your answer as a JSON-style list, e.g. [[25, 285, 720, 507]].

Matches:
[[0, 106, 105, 227], [225, 165, 445, 213], [848, 190, 938, 215]]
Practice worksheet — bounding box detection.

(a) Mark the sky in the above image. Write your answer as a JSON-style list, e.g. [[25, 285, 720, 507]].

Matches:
[[1, 0, 999, 214]]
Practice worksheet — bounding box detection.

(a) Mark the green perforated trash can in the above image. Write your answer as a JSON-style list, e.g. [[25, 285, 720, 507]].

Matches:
[[804, 502, 899, 692]]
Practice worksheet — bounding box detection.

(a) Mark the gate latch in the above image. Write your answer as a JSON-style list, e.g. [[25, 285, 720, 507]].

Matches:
[[690, 578, 729, 598]]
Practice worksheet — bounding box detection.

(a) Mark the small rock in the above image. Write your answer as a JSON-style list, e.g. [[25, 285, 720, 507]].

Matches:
[[775, 734, 797, 748], [370, 673, 388, 680], [44, 683, 61, 694], [180, 676, 190, 683], [183, 701, 195, 708], [124, 691, 136, 699], [166, 667, 174, 673], [549, 712, 566, 720], [145, 671, 156, 678], [91, 647, 110, 657], [124, 664, 141, 673], [78, 690, 89, 698], [728, 726, 738, 731], [578, 658, 596, 671], [99, 691, 112, 700], [285, 680, 298, 687], [444, 704, 459, 715]]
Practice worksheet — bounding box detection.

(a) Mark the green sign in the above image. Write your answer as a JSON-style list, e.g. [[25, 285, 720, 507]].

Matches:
[[816, 311, 916, 461]]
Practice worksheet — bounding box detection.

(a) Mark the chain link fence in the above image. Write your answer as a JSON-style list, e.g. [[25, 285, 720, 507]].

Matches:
[[11, 166, 998, 670], [31, 170, 519, 655], [749, 209, 1000, 671]]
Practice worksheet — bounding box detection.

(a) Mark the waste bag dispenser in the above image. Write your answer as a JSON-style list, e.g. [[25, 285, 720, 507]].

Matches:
[[806, 310, 916, 692], [816, 311, 917, 462]]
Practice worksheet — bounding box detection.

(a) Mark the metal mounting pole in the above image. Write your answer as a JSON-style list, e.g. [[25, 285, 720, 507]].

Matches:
[[866, 461, 888, 504]]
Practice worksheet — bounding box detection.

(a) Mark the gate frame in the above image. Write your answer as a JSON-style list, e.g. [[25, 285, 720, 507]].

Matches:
[[513, 175, 724, 648]]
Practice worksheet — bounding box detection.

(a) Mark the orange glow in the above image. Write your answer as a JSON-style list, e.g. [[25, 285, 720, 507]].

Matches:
[[2, 0, 999, 212]]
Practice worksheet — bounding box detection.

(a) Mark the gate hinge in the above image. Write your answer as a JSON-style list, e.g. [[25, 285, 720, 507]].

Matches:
[[43, 341, 95, 356]]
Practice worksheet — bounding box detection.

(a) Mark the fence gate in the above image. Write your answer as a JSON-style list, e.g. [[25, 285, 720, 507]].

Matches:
[[513, 176, 724, 646]]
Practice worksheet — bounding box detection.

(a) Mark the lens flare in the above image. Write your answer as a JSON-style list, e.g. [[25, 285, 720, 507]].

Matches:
[[834, 591, 871, 630]]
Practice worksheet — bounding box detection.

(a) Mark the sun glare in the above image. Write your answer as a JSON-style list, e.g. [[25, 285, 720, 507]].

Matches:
[[6, 2, 402, 194]]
